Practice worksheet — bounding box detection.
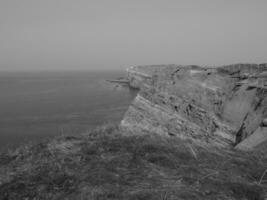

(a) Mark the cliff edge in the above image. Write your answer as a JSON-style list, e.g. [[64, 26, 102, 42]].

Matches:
[[1, 66, 267, 199], [121, 64, 267, 150]]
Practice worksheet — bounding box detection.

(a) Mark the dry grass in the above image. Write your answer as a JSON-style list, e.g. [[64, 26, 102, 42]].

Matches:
[[0, 124, 266, 200]]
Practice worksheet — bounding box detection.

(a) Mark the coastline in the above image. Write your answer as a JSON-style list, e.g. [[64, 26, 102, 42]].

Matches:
[[1, 64, 267, 199]]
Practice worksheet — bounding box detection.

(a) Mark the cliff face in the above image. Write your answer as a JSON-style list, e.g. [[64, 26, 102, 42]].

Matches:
[[121, 64, 267, 149]]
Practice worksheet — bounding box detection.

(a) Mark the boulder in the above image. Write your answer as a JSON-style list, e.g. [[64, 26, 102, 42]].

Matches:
[[235, 126, 267, 151]]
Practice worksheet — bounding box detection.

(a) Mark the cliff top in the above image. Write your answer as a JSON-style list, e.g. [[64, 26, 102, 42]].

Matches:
[[0, 124, 267, 199]]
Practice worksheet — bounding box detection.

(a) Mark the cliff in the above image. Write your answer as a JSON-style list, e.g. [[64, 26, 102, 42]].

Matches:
[[1, 66, 267, 199], [121, 64, 267, 149]]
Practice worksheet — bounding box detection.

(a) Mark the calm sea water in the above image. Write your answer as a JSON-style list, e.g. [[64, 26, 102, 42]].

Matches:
[[0, 70, 137, 151]]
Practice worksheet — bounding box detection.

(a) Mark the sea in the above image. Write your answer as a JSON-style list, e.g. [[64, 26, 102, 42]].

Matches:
[[0, 70, 137, 152]]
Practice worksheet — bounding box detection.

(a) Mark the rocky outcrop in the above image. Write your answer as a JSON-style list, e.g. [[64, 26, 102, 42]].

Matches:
[[121, 64, 267, 149], [235, 126, 267, 151]]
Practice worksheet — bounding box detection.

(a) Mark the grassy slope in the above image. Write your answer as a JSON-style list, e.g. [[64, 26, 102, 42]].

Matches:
[[0, 124, 266, 200]]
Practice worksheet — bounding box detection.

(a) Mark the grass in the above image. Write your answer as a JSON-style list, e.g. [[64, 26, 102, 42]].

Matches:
[[0, 123, 266, 200]]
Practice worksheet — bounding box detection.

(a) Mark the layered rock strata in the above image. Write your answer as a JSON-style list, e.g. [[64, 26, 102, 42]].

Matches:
[[121, 64, 267, 149]]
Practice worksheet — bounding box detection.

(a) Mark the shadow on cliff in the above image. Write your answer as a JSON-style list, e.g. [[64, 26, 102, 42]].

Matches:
[[0, 124, 266, 200]]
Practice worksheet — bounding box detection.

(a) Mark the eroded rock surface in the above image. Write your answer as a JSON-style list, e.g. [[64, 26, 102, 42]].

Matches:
[[121, 64, 267, 148]]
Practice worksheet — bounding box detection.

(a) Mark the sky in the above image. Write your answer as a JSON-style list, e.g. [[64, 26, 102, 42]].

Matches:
[[0, 0, 267, 71]]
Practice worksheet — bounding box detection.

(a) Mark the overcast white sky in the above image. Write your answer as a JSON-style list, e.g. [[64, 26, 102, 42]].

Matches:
[[0, 0, 267, 71]]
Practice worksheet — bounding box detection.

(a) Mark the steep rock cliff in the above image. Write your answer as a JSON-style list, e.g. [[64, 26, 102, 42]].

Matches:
[[121, 64, 267, 149]]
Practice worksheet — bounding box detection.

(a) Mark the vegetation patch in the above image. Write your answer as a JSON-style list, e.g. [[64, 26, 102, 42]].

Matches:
[[0, 124, 266, 199]]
